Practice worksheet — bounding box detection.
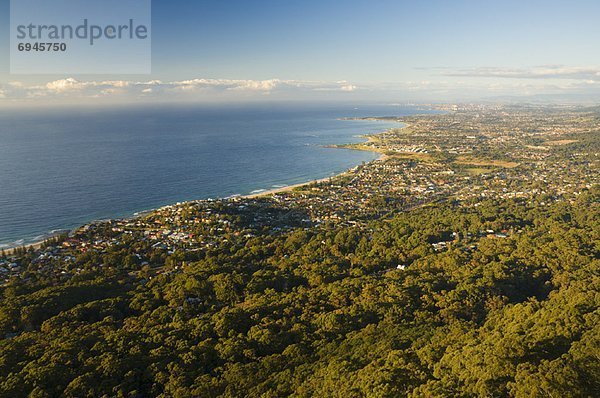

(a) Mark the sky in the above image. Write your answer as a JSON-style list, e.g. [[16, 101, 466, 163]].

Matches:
[[2, 0, 600, 105]]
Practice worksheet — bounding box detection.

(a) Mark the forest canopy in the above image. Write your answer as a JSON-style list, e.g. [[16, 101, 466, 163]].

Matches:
[[1, 187, 598, 397]]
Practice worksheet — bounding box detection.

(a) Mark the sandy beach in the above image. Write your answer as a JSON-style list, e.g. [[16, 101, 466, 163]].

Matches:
[[243, 176, 334, 198], [3, 239, 50, 256]]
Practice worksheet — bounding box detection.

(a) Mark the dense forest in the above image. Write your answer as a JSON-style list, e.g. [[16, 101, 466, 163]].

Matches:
[[0, 185, 598, 397]]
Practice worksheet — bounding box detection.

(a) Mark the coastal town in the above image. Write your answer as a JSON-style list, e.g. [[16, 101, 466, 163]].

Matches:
[[1, 104, 598, 285], [4, 0, 600, 393]]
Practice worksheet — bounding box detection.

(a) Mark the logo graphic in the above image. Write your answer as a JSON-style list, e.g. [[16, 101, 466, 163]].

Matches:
[[10, 0, 151, 74]]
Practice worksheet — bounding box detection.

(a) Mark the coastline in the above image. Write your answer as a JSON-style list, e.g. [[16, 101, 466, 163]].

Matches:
[[2, 240, 50, 256], [2, 120, 405, 256], [243, 150, 387, 199], [242, 176, 334, 199], [244, 121, 407, 198]]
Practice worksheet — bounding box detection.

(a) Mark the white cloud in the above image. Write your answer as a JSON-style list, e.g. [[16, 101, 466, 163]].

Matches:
[[43, 78, 133, 94], [337, 81, 358, 92], [46, 78, 86, 92], [5, 70, 600, 104], [0, 77, 362, 103], [99, 88, 124, 96], [312, 81, 361, 92], [440, 65, 600, 81], [169, 78, 282, 92], [227, 79, 281, 91]]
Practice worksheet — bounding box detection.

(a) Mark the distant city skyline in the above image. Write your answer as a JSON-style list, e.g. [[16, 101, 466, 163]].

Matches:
[[2, 0, 600, 105]]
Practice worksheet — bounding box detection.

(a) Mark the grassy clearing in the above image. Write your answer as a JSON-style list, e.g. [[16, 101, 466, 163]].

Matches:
[[525, 145, 549, 151], [545, 139, 578, 146], [463, 167, 495, 175], [386, 152, 438, 163], [454, 156, 519, 168]]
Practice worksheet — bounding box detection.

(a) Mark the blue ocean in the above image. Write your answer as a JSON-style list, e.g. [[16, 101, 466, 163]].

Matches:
[[0, 103, 433, 249]]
